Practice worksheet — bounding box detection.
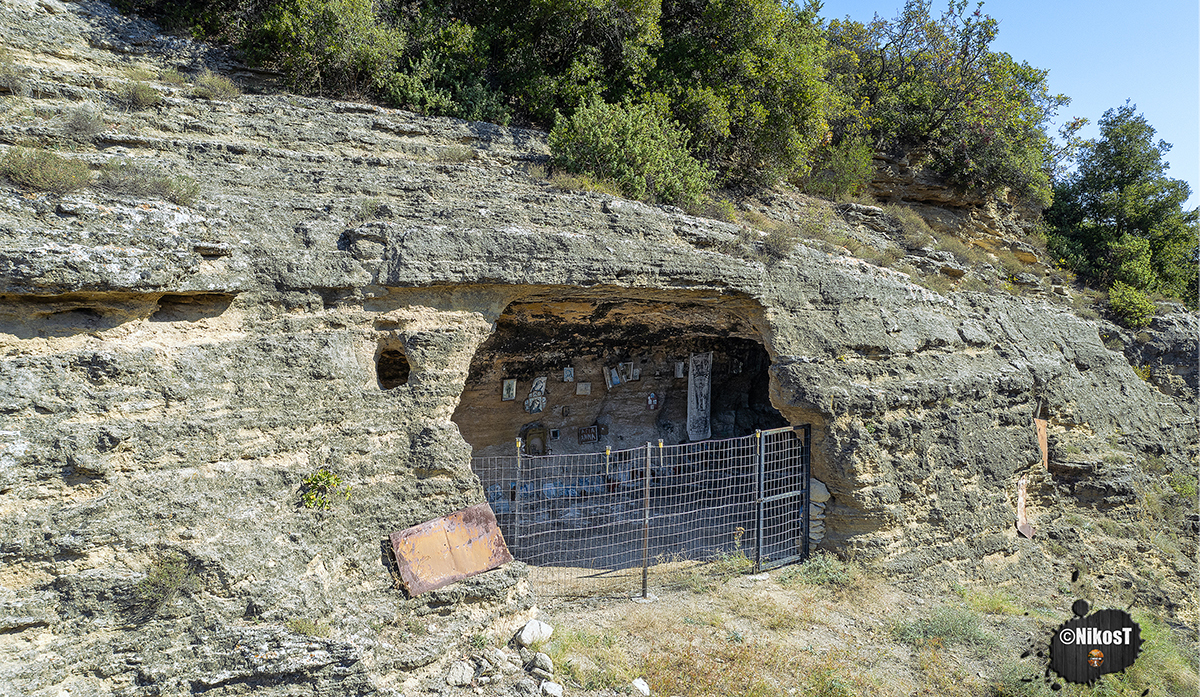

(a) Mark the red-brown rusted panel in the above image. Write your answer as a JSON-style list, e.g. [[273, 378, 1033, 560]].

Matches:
[[1034, 418, 1048, 469], [389, 503, 512, 596]]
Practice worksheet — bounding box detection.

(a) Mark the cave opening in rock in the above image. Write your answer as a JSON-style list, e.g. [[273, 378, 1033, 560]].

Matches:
[[376, 343, 411, 389], [452, 296, 787, 458]]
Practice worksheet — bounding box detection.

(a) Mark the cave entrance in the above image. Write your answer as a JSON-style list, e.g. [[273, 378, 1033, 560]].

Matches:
[[452, 297, 788, 459], [451, 296, 803, 584]]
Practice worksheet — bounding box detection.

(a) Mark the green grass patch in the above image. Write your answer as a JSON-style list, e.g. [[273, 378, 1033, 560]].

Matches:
[[288, 617, 330, 636], [961, 588, 1023, 615], [1, 147, 91, 194], [544, 628, 634, 690], [778, 551, 855, 587], [891, 606, 993, 648]]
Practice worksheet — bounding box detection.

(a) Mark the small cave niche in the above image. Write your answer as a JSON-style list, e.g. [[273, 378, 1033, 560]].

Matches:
[[375, 341, 411, 389], [151, 294, 234, 323], [451, 297, 787, 459]]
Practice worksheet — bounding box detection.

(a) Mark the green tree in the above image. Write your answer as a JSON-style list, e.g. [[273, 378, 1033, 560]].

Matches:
[[825, 0, 1070, 207], [648, 0, 833, 189], [1045, 103, 1199, 306]]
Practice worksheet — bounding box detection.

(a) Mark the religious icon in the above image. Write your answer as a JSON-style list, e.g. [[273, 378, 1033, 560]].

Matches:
[[674, 361, 685, 378], [502, 379, 516, 401], [563, 366, 575, 382], [647, 392, 659, 410], [576, 382, 591, 396]]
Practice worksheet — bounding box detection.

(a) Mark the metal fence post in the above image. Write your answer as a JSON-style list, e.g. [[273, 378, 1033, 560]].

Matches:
[[800, 425, 811, 560], [641, 441, 651, 599], [514, 438, 522, 560], [754, 429, 764, 573]]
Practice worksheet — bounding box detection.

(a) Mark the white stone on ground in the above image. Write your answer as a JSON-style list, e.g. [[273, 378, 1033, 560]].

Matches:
[[517, 619, 553, 647], [633, 677, 651, 695], [541, 681, 564, 697], [447, 660, 474, 686]]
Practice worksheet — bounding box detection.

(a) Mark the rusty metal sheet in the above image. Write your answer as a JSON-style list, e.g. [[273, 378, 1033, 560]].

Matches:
[[390, 503, 512, 596], [1016, 475, 1035, 539], [1034, 418, 1048, 469]]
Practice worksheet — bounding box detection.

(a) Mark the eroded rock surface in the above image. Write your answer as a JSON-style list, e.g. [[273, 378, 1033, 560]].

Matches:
[[0, 2, 1196, 695]]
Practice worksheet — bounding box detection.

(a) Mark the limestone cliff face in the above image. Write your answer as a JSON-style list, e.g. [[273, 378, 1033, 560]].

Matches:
[[0, 2, 1196, 695]]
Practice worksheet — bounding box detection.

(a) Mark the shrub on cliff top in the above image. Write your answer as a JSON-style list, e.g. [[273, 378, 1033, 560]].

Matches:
[[549, 98, 713, 207]]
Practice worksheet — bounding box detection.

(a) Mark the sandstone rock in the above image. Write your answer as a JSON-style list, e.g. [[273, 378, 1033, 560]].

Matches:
[[447, 660, 475, 686], [532, 651, 554, 674], [541, 681, 565, 697], [810, 479, 831, 503]]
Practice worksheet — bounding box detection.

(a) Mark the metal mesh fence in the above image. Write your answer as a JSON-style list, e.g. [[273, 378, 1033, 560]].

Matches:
[[475, 425, 810, 597]]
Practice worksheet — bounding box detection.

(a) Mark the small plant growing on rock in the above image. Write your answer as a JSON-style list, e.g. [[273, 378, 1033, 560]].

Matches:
[[116, 81, 163, 110], [192, 70, 240, 100], [288, 617, 330, 636], [300, 468, 351, 509], [98, 158, 200, 206], [0, 147, 91, 194], [64, 103, 106, 137], [1108, 281, 1156, 328], [0, 48, 28, 96], [134, 552, 200, 618]]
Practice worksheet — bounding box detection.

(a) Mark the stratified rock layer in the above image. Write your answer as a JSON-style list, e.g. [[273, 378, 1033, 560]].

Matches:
[[0, 2, 1196, 695]]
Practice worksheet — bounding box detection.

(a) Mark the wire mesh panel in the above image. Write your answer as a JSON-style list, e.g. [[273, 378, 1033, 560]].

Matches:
[[473, 426, 810, 596]]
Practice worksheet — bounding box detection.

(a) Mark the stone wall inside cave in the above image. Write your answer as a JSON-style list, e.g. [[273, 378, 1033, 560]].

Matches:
[[452, 297, 787, 465]]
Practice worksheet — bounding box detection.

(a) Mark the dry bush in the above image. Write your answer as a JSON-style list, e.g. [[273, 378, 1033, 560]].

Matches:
[[0, 147, 91, 194], [192, 70, 240, 100], [116, 81, 162, 110]]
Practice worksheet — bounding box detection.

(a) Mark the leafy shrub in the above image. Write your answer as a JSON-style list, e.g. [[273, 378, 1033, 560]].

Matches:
[[1107, 281, 1155, 328], [192, 70, 240, 100], [797, 136, 875, 200], [251, 0, 405, 96], [0, 147, 91, 194], [300, 468, 351, 509], [98, 158, 201, 206], [549, 98, 713, 207], [116, 81, 163, 109]]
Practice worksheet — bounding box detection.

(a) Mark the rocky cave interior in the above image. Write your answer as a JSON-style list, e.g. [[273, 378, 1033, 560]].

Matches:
[[450, 294, 789, 489]]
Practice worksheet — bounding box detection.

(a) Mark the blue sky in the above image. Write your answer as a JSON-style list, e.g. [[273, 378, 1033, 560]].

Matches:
[[819, 0, 1200, 209]]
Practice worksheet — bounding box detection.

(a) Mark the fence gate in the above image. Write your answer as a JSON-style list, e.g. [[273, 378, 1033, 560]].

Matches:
[[473, 425, 811, 595]]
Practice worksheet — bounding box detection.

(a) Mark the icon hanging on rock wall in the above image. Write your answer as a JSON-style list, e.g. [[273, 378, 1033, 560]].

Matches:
[[501, 379, 516, 401], [575, 382, 590, 396], [647, 392, 659, 410], [524, 376, 547, 413], [674, 361, 685, 378], [578, 425, 599, 444], [563, 366, 574, 382]]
